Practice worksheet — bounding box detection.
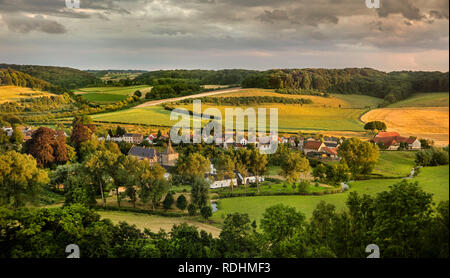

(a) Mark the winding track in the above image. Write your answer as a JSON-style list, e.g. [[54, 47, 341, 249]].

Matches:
[[134, 87, 241, 108]]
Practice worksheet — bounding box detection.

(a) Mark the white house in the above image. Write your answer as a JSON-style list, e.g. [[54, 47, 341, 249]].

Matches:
[[1, 127, 13, 137]]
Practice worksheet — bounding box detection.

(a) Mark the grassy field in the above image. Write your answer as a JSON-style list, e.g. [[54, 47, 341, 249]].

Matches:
[[372, 151, 417, 178], [74, 85, 152, 104], [91, 88, 383, 132], [387, 93, 449, 108], [97, 210, 222, 237], [211, 166, 449, 224], [217, 89, 384, 109], [0, 85, 53, 103], [92, 103, 368, 132]]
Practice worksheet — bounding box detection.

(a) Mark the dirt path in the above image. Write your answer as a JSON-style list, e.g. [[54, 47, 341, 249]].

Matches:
[[134, 87, 241, 108]]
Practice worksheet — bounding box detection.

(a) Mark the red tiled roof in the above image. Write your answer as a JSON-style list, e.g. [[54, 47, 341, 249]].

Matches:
[[322, 147, 338, 156], [304, 141, 323, 151], [373, 134, 417, 147], [376, 132, 400, 138]]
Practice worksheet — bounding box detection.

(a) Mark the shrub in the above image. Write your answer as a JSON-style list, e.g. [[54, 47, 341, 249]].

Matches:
[[176, 194, 187, 211], [162, 192, 174, 210], [200, 206, 213, 221], [188, 203, 197, 216]]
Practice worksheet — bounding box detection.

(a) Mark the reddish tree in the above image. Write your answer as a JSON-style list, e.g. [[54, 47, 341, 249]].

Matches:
[[26, 127, 68, 167], [70, 123, 96, 150]]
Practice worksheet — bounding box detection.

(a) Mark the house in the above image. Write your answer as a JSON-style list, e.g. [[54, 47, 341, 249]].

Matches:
[[1, 127, 13, 136], [145, 133, 158, 144], [289, 136, 297, 148], [207, 169, 264, 189], [159, 141, 179, 167], [303, 141, 326, 155], [372, 132, 421, 150], [208, 172, 239, 189], [123, 133, 143, 144], [279, 136, 289, 144], [322, 147, 339, 159], [324, 141, 339, 148], [128, 146, 158, 165], [238, 137, 248, 146], [106, 134, 124, 142], [324, 136, 340, 143]]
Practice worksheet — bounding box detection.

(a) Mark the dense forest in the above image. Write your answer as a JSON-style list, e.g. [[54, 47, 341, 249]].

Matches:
[[0, 69, 53, 91], [134, 69, 259, 85], [241, 68, 449, 103], [0, 64, 101, 89]]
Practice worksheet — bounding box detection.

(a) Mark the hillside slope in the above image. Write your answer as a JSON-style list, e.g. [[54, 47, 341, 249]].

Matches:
[[0, 64, 101, 89]]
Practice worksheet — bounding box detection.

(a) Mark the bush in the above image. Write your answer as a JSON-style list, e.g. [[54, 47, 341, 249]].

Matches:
[[176, 194, 187, 211], [162, 192, 174, 210], [188, 204, 197, 216], [415, 148, 449, 166], [298, 180, 310, 194], [200, 206, 212, 221]]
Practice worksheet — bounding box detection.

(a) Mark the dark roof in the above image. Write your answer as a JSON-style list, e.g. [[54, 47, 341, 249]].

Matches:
[[124, 133, 143, 138], [128, 146, 157, 158], [324, 142, 338, 148]]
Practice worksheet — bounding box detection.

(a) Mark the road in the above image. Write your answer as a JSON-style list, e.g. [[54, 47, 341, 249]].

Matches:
[[134, 87, 242, 108]]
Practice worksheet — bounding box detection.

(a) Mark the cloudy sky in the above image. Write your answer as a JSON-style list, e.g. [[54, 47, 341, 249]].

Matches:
[[0, 0, 448, 71]]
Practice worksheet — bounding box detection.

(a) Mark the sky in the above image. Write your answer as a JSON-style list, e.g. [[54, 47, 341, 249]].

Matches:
[[0, 0, 448, 71]]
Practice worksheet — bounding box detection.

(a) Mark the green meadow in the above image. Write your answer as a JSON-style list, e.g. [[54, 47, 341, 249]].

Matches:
[[372, 151, 417, 178], [211, 166, 449, 224], [91, 89, 383, 132], [387, 92, 449, 108], [75, 85, 152, 104]]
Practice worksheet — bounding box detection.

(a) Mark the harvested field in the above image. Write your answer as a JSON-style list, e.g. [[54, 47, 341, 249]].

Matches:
[[361, 107, 449, 146]]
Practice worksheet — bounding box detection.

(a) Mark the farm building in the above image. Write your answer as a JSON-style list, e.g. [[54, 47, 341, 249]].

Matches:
[[303, 141, 326, 155], [372, 132, 421, 150]]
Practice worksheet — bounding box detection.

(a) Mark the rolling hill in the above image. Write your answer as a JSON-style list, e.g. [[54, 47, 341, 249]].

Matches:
[[0, 63, 101, 89]]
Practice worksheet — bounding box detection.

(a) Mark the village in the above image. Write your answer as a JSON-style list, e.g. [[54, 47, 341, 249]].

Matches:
[[2, 124, 423, 193]]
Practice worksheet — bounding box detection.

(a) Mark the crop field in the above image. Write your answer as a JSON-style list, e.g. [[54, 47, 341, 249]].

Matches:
[[174, 102, 367, 132], [211, 166, 449, 224], [98, 210, 221, 237], [361, 106, 449, 146], [217, 89, 384, 109], [0, 85, 53, 103], [93, 103, 367, 132], [387, 92, 449, 108], [74, 85, 152, 104], [92, 88, 375, 132]]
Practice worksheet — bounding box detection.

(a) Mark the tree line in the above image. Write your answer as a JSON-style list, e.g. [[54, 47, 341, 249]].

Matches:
[[241, 68, 449, 104], [0, 64, 102, 90], [134, 69, 258, 85], [0, 180, 447, 258], [177, 96, 314, 106]]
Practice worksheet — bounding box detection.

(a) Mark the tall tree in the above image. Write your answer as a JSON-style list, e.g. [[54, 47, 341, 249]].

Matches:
[[248, 149, 268, 193], [280, 151, 310, 186], [26, 127, 68, 168], [0, 151, 49, 208], [338, 138, 379, 178]]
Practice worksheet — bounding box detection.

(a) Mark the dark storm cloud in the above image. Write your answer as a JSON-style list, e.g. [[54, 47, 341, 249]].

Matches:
[[0, 0, 447, 71], [377, 0, 423, 20]]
